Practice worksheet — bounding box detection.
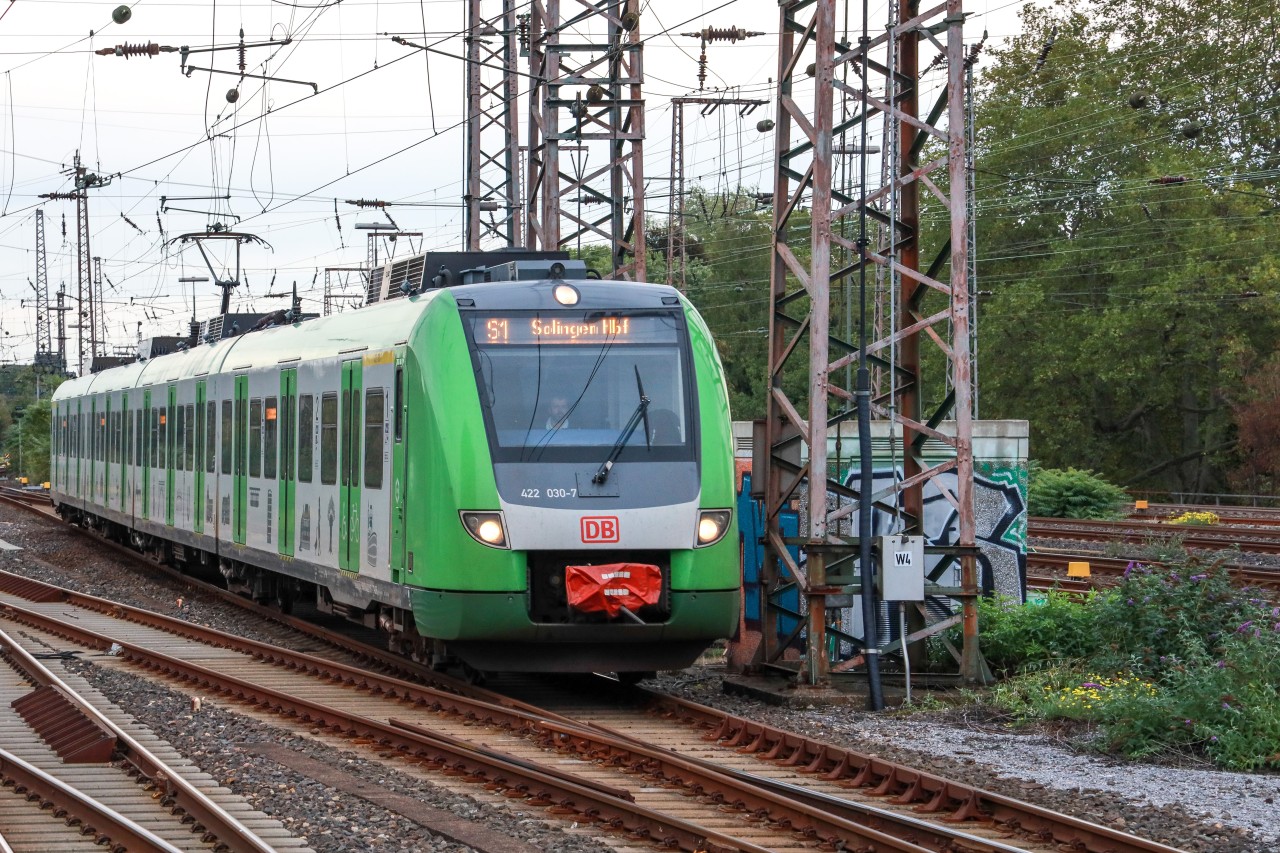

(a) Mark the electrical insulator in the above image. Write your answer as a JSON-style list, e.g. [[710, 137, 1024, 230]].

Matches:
[[112, 5, 131, 24], [226, 88, 240, 104], [1129, 91, 1149, 109], [620, 10, 639, 31], [587, 85, 605, 103], [1181, 119, 1202, 139], [757, 118, 775, 133]]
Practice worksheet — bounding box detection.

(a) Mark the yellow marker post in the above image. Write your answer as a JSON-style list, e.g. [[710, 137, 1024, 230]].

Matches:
[[1135, 500, 1149, 510], [1067, 561, 1091, 578]]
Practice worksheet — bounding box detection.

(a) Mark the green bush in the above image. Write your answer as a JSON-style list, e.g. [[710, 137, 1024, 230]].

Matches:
[[1027, 466, 1128, 519], [980, 560, 1280, 770], [976, 592, 1102, 676]]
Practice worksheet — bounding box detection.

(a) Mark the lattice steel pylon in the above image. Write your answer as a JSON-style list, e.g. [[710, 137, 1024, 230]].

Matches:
[[525, 0, 645, 278], [32, 209, 57, 370], [758, 0, 980, 687], [465, 0, 523, 249]]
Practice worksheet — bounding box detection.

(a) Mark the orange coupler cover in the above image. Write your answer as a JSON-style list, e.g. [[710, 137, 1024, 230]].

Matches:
[[564, 563, 662, 617]]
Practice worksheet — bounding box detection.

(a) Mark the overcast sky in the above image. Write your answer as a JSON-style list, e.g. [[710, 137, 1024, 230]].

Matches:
[[0, 0, 1032, 369]]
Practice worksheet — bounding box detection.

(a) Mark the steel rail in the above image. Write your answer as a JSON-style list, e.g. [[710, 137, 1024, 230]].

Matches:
[[0, 599, 803, 853], [0, 624, 279, 853], [639, 690, 1187, 853], [0, 566, 1018, 852], [1030, 517, 1280, 554], [8, 501, 1194, 852], [0, 746, 185, 853]]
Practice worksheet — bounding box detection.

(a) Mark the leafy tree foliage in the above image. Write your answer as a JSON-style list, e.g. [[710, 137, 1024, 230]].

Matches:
[[1027, 465, 1128, 519], [971, 0, 1280, 493], [6, 400, 51, 484]]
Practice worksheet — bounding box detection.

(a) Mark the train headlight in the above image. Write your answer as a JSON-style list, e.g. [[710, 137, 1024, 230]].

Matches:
[[553, 283, 580, 305], [461, 511, 510, 549], [696, 509, 732, 547]]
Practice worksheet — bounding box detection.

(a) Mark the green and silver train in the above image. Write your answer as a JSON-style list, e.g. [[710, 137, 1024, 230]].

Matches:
[[49, 254, 740, 675]]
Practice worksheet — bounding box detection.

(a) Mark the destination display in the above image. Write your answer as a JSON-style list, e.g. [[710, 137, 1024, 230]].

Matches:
[[473, 313, 679, 345]]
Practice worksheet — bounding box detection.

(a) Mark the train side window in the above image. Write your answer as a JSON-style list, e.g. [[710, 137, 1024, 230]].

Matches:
[[264, 397, 278, 479], [206, 402, 217, 474], [281, 391, 295, 482], [151, 408, 160, 468], [115, 411, 123, 464], [124, 408, 132, 465], [298, 394, 314, 483], [195, 402, 204, 473], [135, 410, 143, 465], [221, 400, 233, 475], [394, 367, 404, 442], [185, 404, 195, 471], [234, 397, 247, 478], [364, 389, 384, 490], [321, 393, 338, 485], [249, 399, 263, 478], [175, 406, 186, 472], [168, 401, 176, 471]]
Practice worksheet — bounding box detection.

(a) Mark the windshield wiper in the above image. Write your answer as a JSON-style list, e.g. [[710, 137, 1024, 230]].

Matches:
[[592, 366, 650, 485]]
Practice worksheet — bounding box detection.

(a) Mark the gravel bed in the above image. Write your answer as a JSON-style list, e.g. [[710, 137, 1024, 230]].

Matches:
[[67, 658, 616, 853], [648, 670, 1280, 853]]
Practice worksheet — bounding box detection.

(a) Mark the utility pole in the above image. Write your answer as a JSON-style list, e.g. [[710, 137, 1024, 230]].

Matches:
[[323, 267, 368, 315], [55, 283, 69, 372], [525, 0, 646, 279], [92, 257, 105, 365], [31, 209, 55, 370], [39, 151, 112, 375], [667, 96, 765, 289], [757, 0, 980, 692], [465, 0, 522, 249]]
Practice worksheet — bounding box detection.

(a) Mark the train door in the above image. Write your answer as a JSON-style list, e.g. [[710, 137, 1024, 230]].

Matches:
[[141, 390, 151, 520], [391, 356, 407, 584], [75, 399, 82, 499], [339, 359, 362, 573], [233, 374, 248, 545], [166, 385, 176, 526], [118, 393, 128, 513], [279, 368, 297, 557], [90, 398, 98, 504], [195, 381, 206, 536]]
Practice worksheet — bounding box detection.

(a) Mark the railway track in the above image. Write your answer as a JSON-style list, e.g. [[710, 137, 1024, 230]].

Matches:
[[1029, 516, 1280, 556], [1026, 551, 1280, 593], [0, 622, 298, 853], [0, 496, 1194, 853]]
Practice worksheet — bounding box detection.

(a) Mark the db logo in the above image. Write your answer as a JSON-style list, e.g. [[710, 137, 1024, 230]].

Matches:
[[580, 516, 620, 543]]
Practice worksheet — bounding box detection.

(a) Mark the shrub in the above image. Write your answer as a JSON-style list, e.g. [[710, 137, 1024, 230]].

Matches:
[[976, 592, 1102, 676], [1027, 466, 1128, 519], [979, 559, 1280, 769]]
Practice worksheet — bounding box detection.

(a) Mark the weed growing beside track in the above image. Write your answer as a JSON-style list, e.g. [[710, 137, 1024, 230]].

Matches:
[[967, 561, 1280, 771]]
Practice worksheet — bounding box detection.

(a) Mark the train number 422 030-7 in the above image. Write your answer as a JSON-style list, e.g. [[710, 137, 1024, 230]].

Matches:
[[520, 488, 578, 499]]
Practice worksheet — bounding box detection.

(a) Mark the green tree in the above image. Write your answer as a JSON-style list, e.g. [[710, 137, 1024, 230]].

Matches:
[[972, 0, 1280, 494], [6, 400, 51, 484]]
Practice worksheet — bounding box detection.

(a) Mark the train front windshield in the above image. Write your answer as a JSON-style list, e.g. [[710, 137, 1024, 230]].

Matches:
[[465, 310, 695, 463]]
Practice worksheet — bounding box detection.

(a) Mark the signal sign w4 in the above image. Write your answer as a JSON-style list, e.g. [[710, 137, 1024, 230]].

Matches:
[[581, 516, 620, 543]]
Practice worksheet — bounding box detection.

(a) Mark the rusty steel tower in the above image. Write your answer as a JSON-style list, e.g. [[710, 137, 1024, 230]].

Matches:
[[758, 0, 980, 688], [524, 0, 646, 278], [465, 0, 523, 248]]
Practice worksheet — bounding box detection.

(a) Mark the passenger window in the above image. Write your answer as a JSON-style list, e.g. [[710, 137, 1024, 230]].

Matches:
[[264, 397, 278, 479], [151, 408, 160, 469], [365, 389, 384, 489], [175, 406, 186, 472], [135, 411, 143, 465], [206, 401, 217, 473], [394, 367, 404, 442], [222, 400, 232, 475], [298, 394, 314, 483], [249, 399, 263, 478], [234, 397, 247, 477], [195, 401, 204, 472], [184, 404, 195, 471], [321, 393, 338, 485]]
